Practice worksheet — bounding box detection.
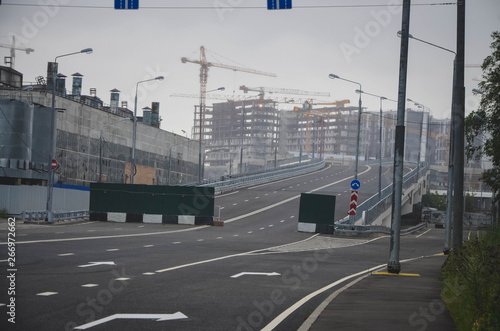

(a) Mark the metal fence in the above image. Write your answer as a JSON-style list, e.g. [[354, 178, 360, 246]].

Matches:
[[200, 159, 325, 194], [336, 163, 429, 235]]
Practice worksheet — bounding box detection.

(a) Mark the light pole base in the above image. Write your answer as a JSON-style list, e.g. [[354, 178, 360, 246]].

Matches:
[[387, 261, 401, 274]]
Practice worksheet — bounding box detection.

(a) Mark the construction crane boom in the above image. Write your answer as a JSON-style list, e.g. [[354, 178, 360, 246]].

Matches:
[[240, 85, 329, 97], [0, 36, 34, 69], [181, 46, 276, 141]]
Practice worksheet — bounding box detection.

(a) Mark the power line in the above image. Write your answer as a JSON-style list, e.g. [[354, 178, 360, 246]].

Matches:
[[1, 2, 456, 9]]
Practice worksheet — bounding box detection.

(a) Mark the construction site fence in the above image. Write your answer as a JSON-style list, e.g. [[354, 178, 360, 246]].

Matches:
[[199, 159, 325, 194]]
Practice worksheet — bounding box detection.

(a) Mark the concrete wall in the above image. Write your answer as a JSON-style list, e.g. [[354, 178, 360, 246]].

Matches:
[[0, 90, 199, 187]]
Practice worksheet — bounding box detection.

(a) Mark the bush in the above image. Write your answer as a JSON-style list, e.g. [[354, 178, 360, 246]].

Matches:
[[0, 208, 9, 219], [441, 227, 500, 330], [422, 190, 447, 210]]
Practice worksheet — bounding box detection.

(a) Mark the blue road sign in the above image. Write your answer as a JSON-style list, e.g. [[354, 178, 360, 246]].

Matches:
[[267, 0, 292, 10], [115, 0, 139, 10], [350, 179, 361, 191]]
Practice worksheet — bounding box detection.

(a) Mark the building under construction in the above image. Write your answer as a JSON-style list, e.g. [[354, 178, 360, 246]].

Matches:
[[199, 98, 280, 178]]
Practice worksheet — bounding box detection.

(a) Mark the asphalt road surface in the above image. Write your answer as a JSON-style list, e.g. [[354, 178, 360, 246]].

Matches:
[[0, 163, 445, 331]]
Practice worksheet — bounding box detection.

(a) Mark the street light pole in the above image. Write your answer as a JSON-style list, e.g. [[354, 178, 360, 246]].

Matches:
[[198, 87, 225, 184], [388, 0, 411, 274], [329, 74, 362, 181], [399, 30, 457, 253], [131, 75, 164, 184], [46, 48, 92, 223], [356, 90, 396, 201]]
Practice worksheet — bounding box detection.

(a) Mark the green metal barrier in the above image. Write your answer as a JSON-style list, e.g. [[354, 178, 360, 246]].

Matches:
[[90, 183, 214, 217]]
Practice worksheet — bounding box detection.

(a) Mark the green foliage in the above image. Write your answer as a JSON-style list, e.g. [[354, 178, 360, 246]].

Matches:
[[465, 193, 477, 213], [0, 208, 8, 218], [422, 190, 447, 210], [465, 31, 500, 201], [441, 226, 500, 330]]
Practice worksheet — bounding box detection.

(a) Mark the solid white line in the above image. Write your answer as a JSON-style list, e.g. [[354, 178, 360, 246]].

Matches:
[[248, 165, 332, 190], [261, 264, 386, 331], [263, 253, 443, 331], [4, 226, 209, 245], [155, 235, 318, 274], [416, 228, 432, 238], [224, 166, 371, 224]]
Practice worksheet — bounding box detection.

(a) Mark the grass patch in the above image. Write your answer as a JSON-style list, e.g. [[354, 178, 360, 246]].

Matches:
[[441, 226, 500, 330]]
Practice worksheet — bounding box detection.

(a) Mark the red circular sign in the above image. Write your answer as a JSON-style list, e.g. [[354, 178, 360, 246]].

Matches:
[[51, 159, 58, 170]]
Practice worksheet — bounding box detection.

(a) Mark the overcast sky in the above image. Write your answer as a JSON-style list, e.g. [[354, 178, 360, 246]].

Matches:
[[1, 0, 499, 135]]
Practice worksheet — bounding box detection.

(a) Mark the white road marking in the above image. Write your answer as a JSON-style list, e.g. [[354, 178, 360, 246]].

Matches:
[[155, 235, 318, 274], [74, 312, 188, 330], [259, 227, 265, 230], [268, 225, 274, 227], [6, 226, 208, 245], [216, 237, 223, 239], [115, 277, 130, 281], [248, 165, 331, 190], [223, 166, 371, 225], [81, 284, 99, 288], [58, 253, 74, 256], [79, 262, 116, 268], [416, 228, 432, 238], [231, 272, 280, 278], [172, 242, 181, 244], [197, 239, 204, 242], [37, 292, 58, 296], [143, 245, 154, 248], [248, 231, 253, 234], [143, 272, 155, 276], [106, 249, 119, 252]]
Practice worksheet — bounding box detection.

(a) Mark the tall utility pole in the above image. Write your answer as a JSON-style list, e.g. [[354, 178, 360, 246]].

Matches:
[[452, 0, 466, 248], [388, 0, 411, 274]]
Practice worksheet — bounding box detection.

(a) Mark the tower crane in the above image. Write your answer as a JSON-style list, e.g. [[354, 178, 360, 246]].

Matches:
[[181, 46, 276, 141], [0, 36, 34, 69]]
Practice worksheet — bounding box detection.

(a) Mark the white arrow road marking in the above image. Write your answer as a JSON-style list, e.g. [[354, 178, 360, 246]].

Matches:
[[78, 261, 116, 268], [231, 272, 281, 279], [74, 312, 188, 330]]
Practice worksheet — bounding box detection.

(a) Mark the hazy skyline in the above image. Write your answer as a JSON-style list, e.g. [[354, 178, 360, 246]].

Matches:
[[1, 0, 499, 135]]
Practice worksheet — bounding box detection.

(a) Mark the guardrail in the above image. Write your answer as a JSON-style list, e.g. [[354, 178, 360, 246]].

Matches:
[[22, 210, 89, 223], [335, 163, 429, 235], [200, 159, 325, 194], [335, 221, 427, 235]]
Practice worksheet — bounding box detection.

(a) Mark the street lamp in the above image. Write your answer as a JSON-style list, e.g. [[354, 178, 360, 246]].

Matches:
[[46, 47, 93, 223], [130, 75, 164, 184], [329, 74, 362, 182], [356, 90, 396, 201], [406, 99, 427, 184], [399, 31, 460, 252], [99, 117, 131, 183], [198, 87, 225, 184]]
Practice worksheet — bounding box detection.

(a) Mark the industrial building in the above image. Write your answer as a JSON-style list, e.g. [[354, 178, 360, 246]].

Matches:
[[0, 64, 199, 191]]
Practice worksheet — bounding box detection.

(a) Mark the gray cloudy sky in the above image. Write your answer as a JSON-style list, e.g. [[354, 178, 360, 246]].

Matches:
[[1, 0, 499, 135]]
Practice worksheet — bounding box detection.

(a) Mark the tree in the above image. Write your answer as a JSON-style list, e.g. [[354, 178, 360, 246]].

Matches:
[[465, 31, 500, 202]]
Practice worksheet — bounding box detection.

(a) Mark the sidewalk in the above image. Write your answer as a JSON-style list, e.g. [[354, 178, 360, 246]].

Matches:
[[303, 254, 456, 331]]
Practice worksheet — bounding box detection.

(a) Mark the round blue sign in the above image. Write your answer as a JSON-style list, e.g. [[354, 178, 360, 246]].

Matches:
[[350, 179, 361, 190]]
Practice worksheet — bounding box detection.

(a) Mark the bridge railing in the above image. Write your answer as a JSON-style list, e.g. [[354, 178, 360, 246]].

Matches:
[[337, 163, 429, 233], [200, 159, 325, 194]]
